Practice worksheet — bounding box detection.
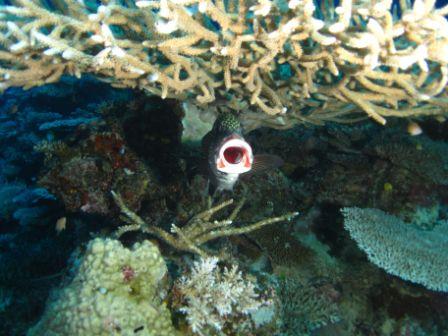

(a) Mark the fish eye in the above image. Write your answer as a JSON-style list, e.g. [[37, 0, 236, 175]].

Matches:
[[223, 146, 244, 164]]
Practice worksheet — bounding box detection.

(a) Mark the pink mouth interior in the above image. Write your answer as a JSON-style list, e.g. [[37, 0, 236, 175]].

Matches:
[[224, 146, 244, 164]]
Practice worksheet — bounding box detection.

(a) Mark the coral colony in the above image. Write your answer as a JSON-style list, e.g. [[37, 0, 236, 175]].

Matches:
[[0, 0, 447, 126], [0, 0, 447, 335]]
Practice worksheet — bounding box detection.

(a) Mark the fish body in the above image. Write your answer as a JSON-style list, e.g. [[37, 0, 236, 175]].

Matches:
[[202, 113, 282, 192]]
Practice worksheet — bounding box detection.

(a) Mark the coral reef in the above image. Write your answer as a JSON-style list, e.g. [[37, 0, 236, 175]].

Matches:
[[0, 76, 134, 335], [275, 276, 341, 336], [249, 123, 448, 215], [366, 132, 448, 186], [113, 191, 299, 258], [0, 0, 447, 128], [2, 74, 448, 336], [341, 207, 448, 291], [39, 132, 155, 215], [28, 238, 179, 336], [173, 256, 273, 335]]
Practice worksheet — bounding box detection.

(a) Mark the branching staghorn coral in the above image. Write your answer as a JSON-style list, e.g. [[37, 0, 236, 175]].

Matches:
[[0, 0, 448, 127], [112, 190, 299, 257]]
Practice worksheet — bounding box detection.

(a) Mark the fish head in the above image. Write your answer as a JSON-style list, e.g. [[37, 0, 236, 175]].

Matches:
[[214, 134, 254, 174], [203, 113, 283, 192]]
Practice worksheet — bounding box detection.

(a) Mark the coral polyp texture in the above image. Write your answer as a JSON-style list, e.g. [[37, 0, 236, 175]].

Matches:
[[174, 257, 272, 335], [0, 0, 448, 127], [27, 238, 179, 336], [341, 207, 448, 292]]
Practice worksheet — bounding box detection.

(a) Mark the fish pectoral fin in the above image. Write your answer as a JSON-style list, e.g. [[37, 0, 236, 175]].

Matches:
[[249, 154, 284, 175]]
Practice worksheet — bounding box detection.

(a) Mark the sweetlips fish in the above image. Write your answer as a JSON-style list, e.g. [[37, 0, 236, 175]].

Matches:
[[202, 113, 284, 192]]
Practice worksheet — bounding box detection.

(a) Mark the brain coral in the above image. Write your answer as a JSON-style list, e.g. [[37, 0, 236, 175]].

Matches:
[[27, 238, 179, 336]]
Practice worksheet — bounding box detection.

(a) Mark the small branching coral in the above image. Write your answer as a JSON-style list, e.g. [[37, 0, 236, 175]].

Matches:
[[112, 191, 298, 258], [173, 256, 273, 335]]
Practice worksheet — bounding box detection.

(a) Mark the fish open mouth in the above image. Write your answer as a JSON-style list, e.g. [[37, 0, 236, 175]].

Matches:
[[216, 137, 253, 174]]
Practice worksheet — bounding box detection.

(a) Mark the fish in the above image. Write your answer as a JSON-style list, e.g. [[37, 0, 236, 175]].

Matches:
[[407, 121, 423, 136], [202, 113, 284, 192], [55, 216, 67, 235]]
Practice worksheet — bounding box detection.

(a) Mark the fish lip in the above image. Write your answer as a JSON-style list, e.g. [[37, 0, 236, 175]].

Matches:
[[216, 135, 253, 173]]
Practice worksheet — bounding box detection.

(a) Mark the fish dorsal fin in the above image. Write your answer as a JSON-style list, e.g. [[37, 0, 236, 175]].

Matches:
[[249, 154, 284, 175], [201, 130, 213, 155]]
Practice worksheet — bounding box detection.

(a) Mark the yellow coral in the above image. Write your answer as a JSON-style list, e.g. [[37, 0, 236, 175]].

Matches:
[[27, 238, 179, 336]]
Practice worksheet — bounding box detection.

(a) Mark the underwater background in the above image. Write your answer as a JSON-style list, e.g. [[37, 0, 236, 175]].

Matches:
[[1, 0, 448, 335], [1, 74, 448, 335]]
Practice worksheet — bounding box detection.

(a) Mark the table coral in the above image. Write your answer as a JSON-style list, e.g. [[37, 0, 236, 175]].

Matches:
[[341, 207, 448, 292]]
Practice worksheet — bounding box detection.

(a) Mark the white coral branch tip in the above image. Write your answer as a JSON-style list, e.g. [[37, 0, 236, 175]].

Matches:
[[156, 19, 179, 34], [136, 0, 152, 8], [250, 0, 272, 16]]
